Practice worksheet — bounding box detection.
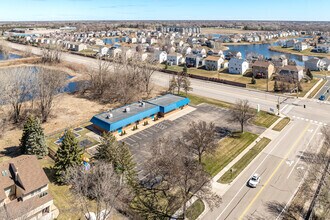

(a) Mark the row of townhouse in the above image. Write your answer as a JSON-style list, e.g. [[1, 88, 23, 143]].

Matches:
[[305, 57, 330, 71]]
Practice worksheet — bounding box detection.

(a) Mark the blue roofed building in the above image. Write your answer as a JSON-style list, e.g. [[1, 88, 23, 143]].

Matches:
[[90, 94, 190, 133], [146, 94, 190, 116]]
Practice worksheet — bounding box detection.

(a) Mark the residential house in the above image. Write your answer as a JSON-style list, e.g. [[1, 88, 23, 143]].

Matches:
[[185, 55, 203, 68], [167, 53, 183, 65], [225, 51, 242, 60], [108, 47, 122, 57], [0, 155, 55, 220], [278, 65, 304, 81], [204, 56, 224, 71], [98, 46, 109, 56], [154, 51, 167, 63], [294, 42, 308, 51], [315, 44, 330, 53], [271, 56, 288, 67], [284, 39, 298, 48], [321, 58, 330, 71], [228, 58, 249, 74], [252, 61, 275, 79], [305, 58, 326, 71], [70, 43, 87, 52]]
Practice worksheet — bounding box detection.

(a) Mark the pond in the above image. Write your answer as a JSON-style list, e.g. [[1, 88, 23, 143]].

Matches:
[[103, 37, 126, 45], [226, 43, 313, 66], [0, 52, 22, 61]]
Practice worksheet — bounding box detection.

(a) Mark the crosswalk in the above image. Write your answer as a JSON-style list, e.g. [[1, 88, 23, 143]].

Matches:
[[292, 115, 328, 126], [310, 99, 330, 105]]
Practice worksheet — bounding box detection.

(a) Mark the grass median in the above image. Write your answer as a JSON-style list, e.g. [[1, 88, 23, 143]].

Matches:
[[308, 79, 326, 98], [218, 137, 271, 184], [272, 117, 290, 132], [184, 199, 205, 220], [203, 132, 258, 177]]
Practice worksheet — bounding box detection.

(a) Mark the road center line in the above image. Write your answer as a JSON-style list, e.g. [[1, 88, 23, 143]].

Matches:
[[238, 124, 311, 220], [215, 121, 296, 220], [287, 125, 320, 179]]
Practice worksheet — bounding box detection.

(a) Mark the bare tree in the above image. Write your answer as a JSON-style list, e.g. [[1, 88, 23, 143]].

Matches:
[[88, 57, 112, 98], [229, 99, 255, 133], [182, 121, 217, 164], [35, 67, 67, 122], [0, 67, 34, 123], [132, 137, 221, 219], [65, 162, 130, 220], [140, 56, 156, 98], [41, 44, 62, 64], [168, 71, 192, 95]]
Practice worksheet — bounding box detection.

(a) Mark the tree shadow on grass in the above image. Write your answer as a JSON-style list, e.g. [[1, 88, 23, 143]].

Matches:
[[0, 146, 21, 158]]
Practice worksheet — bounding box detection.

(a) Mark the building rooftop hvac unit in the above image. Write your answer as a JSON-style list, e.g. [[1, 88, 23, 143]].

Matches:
[[124, 107, 130, 113]]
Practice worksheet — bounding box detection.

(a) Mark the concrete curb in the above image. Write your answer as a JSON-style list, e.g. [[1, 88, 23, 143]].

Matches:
[[303, 78, 324, 99]]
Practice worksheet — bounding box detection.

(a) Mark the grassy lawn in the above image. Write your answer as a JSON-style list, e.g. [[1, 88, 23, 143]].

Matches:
[[184, 93, 233, 109], [308, 79, 326, 98], [185, 199, 205, 220], [218, 137, 271, 184], [298, 79, 321, 97], [252, 111, 279, 128], [163, 64, 274, 91], [312, 71, 330, 77], [185, 93, 279, 128], [269, 46, 330, 58], [39, 157, 91, 220], [46, 124, 99, 153], [203, 132, 258, 177], [273, 117, 291, 132]]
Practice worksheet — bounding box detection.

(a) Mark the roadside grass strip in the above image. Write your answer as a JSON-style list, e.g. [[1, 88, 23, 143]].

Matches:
[[252, 111, 279, 128], [183, 199, 205, 220], [308, 79, 327, 98], [272, 117, 291, 132], [218, 137, 271, 184], [203, 132, 258, 177]]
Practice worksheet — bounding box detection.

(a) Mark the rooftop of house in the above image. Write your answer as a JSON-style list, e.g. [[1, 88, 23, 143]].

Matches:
[[0, 155, 49, 201], [93, 101, 159, 124], [205, 56, 221, 62], [146, 94, 188, 107], [252, 60, 274, 68], [280, 65, 304, 72]]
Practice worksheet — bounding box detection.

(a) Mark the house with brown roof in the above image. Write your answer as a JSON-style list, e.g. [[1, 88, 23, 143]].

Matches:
[[0, 155, 56, 220], [252, 61, 275, 79], [204, 56, 224, 71], [278, 65, 304, 81]]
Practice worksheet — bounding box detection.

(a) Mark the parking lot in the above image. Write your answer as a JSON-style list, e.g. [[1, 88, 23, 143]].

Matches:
[[121, 103, 266, 178]]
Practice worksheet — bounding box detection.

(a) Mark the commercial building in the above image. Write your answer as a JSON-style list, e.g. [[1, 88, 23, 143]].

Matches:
[[91, 94, 190, 133]]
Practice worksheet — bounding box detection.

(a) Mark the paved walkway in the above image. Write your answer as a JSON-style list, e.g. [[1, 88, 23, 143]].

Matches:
[[183, 115, 288, 219]]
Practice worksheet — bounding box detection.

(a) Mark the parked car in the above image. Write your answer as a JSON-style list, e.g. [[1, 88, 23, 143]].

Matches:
[[319, 94, 326, 101], [248, 174, 260, 188]]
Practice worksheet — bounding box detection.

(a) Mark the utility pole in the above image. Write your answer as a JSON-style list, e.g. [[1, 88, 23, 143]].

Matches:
[[277, 96, 280, 116]]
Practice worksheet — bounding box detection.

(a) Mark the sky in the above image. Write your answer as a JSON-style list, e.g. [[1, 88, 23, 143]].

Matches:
[[0, 0, 329, 21]]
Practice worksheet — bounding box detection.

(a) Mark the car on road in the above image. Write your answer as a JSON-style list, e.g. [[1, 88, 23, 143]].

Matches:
[[248, 174, 260, 188], [319, 95, 326, 101]]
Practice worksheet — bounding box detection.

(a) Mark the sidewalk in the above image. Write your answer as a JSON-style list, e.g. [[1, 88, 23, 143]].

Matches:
[[211, 116, 284, 196], [178, 116, 287, 218]]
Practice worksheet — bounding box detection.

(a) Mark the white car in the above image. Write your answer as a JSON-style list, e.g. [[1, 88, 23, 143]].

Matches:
[[248, 174, 260, 188]]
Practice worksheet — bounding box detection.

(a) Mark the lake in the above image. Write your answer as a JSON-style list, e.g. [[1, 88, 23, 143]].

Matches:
[[226, 43, 312, 66], [0, 52, 22, 61]]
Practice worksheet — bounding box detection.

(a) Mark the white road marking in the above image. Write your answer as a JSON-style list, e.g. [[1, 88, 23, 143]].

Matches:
[[287, 125, 319, 179], [215, 123, 295, 220]]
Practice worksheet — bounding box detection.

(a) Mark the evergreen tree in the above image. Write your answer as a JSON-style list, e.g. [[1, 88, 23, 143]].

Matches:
[[95, 132, 137, 185], [274, 80, 280, 92], [53, 130, 83, 183], [20, 116, 35, 154], [94, 132, 118, 162], [306, 69, 313, 80], [20, 116, 48, 158]]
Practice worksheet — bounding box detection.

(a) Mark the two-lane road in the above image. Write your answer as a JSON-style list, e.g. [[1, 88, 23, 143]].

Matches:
[[203, 120, 323, 220]]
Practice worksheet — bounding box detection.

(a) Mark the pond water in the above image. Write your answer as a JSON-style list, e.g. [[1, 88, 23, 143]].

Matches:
[[103, 37, 126, 45], [0, 52, 22, 60], [226, 43, 313, 66]]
